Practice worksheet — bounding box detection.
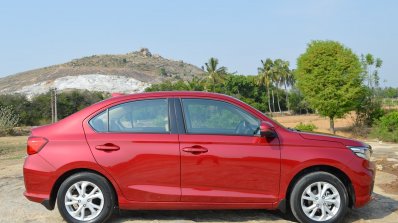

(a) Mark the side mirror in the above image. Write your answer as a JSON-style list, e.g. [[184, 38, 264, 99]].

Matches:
[[259, 121, 277, 139]]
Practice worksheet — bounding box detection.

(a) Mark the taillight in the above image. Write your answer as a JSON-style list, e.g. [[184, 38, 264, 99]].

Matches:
[[27, 137, 48, 155]]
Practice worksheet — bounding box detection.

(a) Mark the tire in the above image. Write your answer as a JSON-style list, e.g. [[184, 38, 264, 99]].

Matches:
[[289, 172, 349, 223], [57, 172, 116, 223]]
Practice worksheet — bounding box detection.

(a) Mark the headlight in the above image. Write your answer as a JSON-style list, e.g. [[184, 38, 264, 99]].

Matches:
[[347, 146, 372, 160]]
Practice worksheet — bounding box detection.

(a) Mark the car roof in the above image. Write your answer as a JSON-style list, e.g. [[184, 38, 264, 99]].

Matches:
[[106, 91, 237, 102]]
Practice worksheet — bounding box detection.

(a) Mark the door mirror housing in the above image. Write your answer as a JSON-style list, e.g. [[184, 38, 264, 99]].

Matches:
[[259, 121, 277, 139]]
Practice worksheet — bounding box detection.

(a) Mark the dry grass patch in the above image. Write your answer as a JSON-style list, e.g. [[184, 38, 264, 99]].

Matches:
[[273, 113, 355, 137], [0, 136, 28, 160]]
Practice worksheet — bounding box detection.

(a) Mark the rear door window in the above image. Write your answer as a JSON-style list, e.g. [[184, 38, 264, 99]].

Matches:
[[89, 99, 170, 133]]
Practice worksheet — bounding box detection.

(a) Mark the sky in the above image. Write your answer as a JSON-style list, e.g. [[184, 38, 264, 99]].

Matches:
[[0, 0, 397, 86]]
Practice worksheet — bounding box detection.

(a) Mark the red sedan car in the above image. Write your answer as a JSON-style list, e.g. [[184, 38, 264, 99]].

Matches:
[[24, 91, 375, 223]]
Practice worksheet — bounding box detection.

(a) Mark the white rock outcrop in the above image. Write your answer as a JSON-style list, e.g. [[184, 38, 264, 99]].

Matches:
[[15, 74, 151, 98]]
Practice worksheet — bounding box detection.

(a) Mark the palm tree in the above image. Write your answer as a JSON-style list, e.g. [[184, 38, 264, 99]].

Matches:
[[204, 58, 227, 92], [186, 76, 204, 91], [272, 59, 284, 114], [273, 59, 293, 113], [284, 67, 294, 111], [257, 59, 274, 114]]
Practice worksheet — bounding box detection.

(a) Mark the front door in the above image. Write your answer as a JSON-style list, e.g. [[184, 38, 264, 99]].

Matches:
[[178, 98, 280, 203], [84, 98, 181, 202]]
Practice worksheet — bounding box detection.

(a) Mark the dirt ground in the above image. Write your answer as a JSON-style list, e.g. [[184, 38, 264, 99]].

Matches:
[[273, 113, 356, 137], [1, 133, 398, 222]]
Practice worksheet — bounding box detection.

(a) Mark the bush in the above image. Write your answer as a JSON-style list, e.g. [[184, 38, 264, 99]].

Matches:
[[0, 94, 32, 125], [295, 122, 317, 132], [0, 106, 20, 136], [371, 111, 398, 142], [355, 93, 384, 127], [288, 88, 313, 114]]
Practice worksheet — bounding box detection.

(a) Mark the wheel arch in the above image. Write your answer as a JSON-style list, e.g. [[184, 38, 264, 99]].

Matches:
[[47, 168, 119, 211], [279, 165, 355, 212]]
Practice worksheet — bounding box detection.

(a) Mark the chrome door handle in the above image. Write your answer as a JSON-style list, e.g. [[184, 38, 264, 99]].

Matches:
[[182, 146, 208, 155], [95, 143, 120, 151]]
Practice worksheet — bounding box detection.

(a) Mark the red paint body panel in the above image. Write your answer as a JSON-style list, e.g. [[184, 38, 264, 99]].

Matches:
[[23, 91, 375, 211], [180, 134, 280, 203], [84, 131, 181, 202]]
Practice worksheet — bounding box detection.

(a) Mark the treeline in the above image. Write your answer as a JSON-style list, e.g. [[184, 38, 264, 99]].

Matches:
[[147, 40, 398, 135], [0, 90, 108, 126], [147, 57, 313, 115], [379, 87, 398, 98], [146, 75, 313, 115]]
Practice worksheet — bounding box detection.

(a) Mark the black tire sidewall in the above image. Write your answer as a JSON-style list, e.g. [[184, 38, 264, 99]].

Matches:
[[57, 172, 115, 223], [289, 171, 349, 223]]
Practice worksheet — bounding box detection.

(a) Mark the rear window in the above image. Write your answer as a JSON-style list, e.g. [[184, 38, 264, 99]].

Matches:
[[89, 110, 108, 132], [89, 99, 169, 133]]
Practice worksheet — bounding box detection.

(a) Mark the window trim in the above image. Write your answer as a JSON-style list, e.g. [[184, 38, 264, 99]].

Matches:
[[88, 98, 173, 134], [173, 98, 186, 134], [179, 98, 260, 137]]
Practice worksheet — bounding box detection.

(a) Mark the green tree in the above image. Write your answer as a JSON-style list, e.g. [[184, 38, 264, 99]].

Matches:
[[257, 59, 274, 114], [282, 64, 294, 111], [355, 53, 384, 127], [361, 53, 382, 90], [0, 94, 32, 125], [295, 40, 364, 134], [204, 57, 227, 92], [186, 77, 205, 91], [27, 90, 107, 125], [288, 88, 312, 114], [0, 105, 20, 135], [272, 59, 292, 114]]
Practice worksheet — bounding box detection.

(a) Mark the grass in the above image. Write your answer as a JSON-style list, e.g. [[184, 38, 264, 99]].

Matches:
[[0, 136, 27, 160]]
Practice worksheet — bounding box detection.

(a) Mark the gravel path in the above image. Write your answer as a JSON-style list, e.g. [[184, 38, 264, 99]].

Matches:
[[0, 141, 397, 223]]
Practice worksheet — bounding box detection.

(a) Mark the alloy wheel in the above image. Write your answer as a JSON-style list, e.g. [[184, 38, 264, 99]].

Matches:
[[64, 181, 104, 221], [300, 181, 341, 221]]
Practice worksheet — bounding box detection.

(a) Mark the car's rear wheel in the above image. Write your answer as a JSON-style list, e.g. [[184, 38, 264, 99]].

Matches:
[[289, 172, 349, 223], [57, 172, 115, 223]]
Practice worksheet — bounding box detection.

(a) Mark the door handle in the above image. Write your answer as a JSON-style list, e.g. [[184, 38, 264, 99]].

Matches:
[[182, 146, 208, 155], [95, 143, 120, 151]]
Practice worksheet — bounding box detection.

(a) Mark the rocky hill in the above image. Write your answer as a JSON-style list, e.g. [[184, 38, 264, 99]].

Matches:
[[0, 48, 204, 97]]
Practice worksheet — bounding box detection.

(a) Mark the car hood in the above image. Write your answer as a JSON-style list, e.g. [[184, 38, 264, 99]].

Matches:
[[298, 131, 368, 147]]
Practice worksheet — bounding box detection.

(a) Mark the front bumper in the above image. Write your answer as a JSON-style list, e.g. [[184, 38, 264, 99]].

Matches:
[[350, 159, 376, 208]]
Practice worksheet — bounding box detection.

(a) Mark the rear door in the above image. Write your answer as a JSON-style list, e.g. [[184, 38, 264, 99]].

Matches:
[[178, 98, 280, 203], [84, 98, 181, 202]]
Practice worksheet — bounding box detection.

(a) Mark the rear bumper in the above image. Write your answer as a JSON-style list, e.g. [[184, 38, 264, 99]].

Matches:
[[23, 154, 56, 209], [24, 191, 48, 203], [24, 192, 54, 210]]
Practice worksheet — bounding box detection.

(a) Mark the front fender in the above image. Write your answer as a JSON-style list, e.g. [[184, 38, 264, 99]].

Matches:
[[278, 145, 355, 201]]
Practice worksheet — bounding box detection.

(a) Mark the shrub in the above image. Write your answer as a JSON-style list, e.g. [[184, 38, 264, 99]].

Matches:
[[0, 106, 20, 136], [295, 122, 317, 132], [355, 93, 384, 127], [371, 111, 398, 142], [159, 67, 167, 76]]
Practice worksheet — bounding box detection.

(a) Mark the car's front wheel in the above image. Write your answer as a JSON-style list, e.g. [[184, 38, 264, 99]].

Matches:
[[289, 171, 349, 223], [57, 172, 115, 223]]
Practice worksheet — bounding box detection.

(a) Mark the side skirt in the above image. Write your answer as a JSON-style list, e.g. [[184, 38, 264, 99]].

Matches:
[[118, 201, 277, 210]]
